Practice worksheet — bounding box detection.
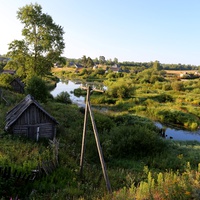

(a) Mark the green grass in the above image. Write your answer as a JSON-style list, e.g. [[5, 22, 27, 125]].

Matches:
[[1, 83, 200, 199]]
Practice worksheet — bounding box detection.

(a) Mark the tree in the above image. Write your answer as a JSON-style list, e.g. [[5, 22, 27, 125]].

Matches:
[[81, 56, 94, 68], [6, 3, 65, 79], [81, 55, 87, 68], [99, 56, 105, 64], [113, 57, 118, 64], [25, 75, 49, 102], [153, 60, 162, 71], [87, 57, 94, 68]]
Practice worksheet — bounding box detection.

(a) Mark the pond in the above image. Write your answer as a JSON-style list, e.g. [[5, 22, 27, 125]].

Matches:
[[50, 80, 85, 107], [51, 80, 200, 142]]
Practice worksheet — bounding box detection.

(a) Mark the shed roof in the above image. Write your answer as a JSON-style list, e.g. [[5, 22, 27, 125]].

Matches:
[[5, 94, 58, 130], [10, 78, 25, 88]]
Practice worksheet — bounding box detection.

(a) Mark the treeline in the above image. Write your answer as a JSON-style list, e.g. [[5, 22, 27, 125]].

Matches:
[[65, 57, 199, 71]]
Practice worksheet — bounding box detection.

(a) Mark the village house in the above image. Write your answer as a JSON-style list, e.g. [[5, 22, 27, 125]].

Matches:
[[75, 64, 84, 69], [1, 70, 16, 75], [107, 64, 123, 73], [5, 94, 59, 140], [10, 78, 25, 93]]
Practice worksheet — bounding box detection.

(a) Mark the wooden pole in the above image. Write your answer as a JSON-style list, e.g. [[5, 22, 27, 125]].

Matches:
[[80, 87, 90, 175], [87, 99, 112, 193]]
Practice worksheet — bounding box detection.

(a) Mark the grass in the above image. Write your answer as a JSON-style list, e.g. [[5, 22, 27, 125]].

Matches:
[[1, 76, 200, 198]]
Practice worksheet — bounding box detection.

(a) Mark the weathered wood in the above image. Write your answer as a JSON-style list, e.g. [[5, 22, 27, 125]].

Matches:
[[88, 101, 112, 193], [41, 161, 49, 175], [80, 86, 90, 175], [80, 86, 105, 93], [5, 95, 58, 140], [80, 86, 112, 193]]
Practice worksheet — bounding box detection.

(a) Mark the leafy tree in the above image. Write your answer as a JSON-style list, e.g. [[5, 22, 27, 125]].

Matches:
[[25, 76, 49, 102], [81, 55, 87, 68], [87, 57, 94, 68], [81, 56, 94, 68], [0, 74, 13, 88], [99, 56, 105, 64], [6, 3, 65, 78], [113, 57, 118, 64], [153, 60, 162, 71]]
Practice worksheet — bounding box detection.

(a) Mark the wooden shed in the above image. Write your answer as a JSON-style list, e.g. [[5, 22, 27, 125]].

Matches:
[[10, 78, 25, 93], [5, 94, 59, 140]]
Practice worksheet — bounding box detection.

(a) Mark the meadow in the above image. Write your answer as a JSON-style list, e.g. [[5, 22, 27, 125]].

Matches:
[[1, 66, 200, 199]]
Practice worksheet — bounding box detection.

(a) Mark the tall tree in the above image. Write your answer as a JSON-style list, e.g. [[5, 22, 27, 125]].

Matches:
[[81, 55, 87, 68], [99, 56, 105, 64], [6, 3, 65, 79], [87, 57, 94, 68], [153, 60, 162, 71]]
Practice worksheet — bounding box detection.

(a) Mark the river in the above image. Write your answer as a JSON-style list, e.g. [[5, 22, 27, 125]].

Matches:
[[51, 80, 85, 107], [51, 80, 200, 142]]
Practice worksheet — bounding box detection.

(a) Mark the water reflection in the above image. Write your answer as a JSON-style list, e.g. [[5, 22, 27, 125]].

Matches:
[[51, 80, 200, 142], [51, 80, 85, 107], [155, 122, 200, 142]]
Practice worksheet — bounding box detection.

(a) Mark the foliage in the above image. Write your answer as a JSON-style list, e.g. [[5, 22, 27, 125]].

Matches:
[[81, 55, 94, 68], [6, 3, 65, 78], [0, 74, 13, 88], [109, 163, 200, 200], [55, 91, 72, 104], [106, 78, 135, 99], [107, 124, 164, 158], [135, 68, 167, 83], [171, 81, 184, 91], [1, 91, 200, 199], [25, 75, 49, 102]]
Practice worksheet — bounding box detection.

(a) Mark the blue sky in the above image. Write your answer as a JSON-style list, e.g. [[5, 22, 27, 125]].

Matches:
[[1, 0, 200, 65]]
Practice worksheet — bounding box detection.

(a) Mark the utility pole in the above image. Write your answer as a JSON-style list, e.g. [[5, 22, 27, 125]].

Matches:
[[80, 86, 112, 193]]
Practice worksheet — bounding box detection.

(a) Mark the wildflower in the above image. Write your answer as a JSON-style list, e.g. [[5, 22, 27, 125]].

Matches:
[[185, 191, 191, 195]]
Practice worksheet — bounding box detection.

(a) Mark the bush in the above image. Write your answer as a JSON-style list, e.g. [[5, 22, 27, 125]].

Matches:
[[55, 91, 72, 104], [25, 76, 49, 102], [106, 79, 135, 99], [109, 124, 165, 158]]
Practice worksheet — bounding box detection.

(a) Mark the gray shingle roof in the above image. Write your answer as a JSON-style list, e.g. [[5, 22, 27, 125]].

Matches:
[[5, 94, 58, 131]]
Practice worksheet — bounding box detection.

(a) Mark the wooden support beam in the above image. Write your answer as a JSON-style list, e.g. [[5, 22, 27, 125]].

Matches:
[[87, 100, 112, 193], [80, 87, 90, 175], [80, 86, 112, 193]]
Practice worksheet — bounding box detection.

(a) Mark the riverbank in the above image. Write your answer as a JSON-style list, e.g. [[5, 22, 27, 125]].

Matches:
[[50, 79, 200, 142]]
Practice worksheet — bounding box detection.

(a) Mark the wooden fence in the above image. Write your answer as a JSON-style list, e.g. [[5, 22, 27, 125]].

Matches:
[[0, 160, 58, 199]]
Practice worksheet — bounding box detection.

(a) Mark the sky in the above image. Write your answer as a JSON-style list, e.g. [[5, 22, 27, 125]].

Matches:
[[1, 0, 200, 65]]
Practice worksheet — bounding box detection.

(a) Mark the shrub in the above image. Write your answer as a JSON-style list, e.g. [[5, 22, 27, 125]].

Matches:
[[55, 91, 72, 104], [106, 79, 135, 99], [25, 76, 49, 102], [108, 124, 165, 158]]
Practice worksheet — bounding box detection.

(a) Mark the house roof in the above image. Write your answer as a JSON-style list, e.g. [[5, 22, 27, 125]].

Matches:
[[10, 78, 25, 88], [75, 64, 84, 68], [5, 94, 58, 130], [2, 70, 16, 75]]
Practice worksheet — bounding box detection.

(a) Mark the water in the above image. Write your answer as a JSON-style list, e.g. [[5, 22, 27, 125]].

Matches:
[[51, 80, 200, 142], [155, 122, 200, 142], [51, 80, 85, 107]]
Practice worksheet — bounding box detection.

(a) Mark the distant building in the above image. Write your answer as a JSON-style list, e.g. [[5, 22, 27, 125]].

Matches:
[[1, 70, 16, 75], [75, 64, 84, 69], [10, 78, 25, 93], [108, 64, 123, 73], [5, 94, 59, 140]]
